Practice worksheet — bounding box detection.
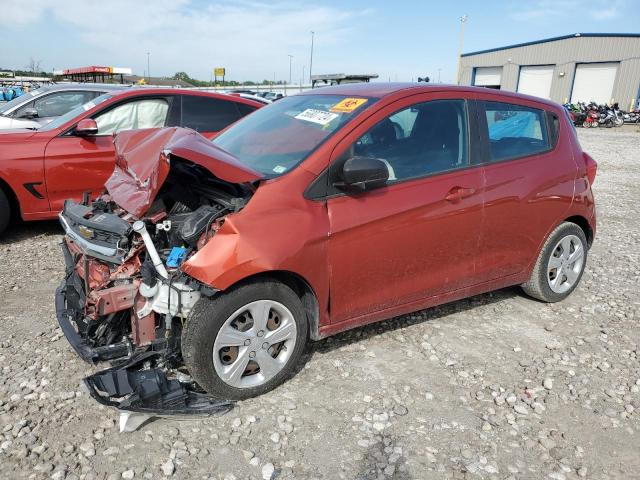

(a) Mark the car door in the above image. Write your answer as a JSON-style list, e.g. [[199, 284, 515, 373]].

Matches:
[[43, 96, 172, 212], [325, 94, 484, 324], [474, 98, 575, 281], [180, 95, 254, 139]]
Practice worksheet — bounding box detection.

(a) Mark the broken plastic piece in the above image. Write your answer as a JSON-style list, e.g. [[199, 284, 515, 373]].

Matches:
[[84, 355, 233, 416], [119, 411, 152, 433]]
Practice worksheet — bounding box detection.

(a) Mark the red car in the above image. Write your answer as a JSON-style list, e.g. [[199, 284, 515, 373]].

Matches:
[[0, 88, 261, 233], [56, 83, 596, 412]]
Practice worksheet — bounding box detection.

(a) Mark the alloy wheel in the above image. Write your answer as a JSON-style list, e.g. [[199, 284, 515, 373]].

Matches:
[[212, 300, 298, 388], [546, 234, 585, 294]]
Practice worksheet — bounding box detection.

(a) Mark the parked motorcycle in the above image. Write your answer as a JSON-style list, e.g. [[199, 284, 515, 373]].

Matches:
[[564, 101, 629, 128]]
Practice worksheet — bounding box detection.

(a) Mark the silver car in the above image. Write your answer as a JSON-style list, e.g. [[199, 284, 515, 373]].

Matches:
[[0, 83, 126, 130]]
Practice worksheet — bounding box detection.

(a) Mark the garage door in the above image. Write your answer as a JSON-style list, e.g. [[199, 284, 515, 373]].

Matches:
[[474, 67, 502, 89], [517, 65, 554, 99], [571, 63, 618, 104]]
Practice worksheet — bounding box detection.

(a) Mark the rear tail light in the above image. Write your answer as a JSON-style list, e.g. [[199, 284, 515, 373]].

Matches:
[[583, 152, 597, 185]]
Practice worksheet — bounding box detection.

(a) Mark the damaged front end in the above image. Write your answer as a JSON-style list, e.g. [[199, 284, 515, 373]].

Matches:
[[56, 127, 262, 414]]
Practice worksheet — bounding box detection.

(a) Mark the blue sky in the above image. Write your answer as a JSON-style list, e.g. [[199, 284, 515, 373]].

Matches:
[[1, 0, 638, 84]]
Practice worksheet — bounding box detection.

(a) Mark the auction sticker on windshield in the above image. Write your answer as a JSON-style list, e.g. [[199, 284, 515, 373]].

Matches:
[[330, 98, 368, 113], [295, 109, 339, 126]]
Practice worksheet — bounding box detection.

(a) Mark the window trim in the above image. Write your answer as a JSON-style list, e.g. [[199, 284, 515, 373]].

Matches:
[[305, 98, 474, 200], [473, 99, 555, 166]]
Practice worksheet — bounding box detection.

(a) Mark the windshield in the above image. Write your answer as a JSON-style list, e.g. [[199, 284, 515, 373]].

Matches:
[[0, 88, 46, 114], [39, 93, 113, 132], [212, 94, 374, 177]]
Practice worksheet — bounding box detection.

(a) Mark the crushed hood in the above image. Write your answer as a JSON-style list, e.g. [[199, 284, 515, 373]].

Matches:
[[105, 127, 263, 217]]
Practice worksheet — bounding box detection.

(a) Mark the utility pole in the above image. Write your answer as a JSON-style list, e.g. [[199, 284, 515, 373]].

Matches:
[[288, 54, 293, 85], [146, 51, 150, 82], [438, 68, 442, 83], [309, 31, 315, 83], [456, 15, 467, 85]]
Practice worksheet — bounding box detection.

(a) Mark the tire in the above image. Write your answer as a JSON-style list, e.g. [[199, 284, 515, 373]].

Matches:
[[0, 188, 11, 235], [521, 222, 588, 303], [582, 121, 589, 128], [182, 279, 308, 400]]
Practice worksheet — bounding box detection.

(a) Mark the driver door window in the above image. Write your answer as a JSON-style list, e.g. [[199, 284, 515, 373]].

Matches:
[[353, 99, 468, 182], [94, 98, 169, 135]]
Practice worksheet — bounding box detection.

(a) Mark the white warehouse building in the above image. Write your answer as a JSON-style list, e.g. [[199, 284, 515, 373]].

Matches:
[[459, 33, 640, 109]]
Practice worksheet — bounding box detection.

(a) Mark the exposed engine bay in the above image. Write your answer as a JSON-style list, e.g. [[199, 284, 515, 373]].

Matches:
[[56, 153, 255, 415]]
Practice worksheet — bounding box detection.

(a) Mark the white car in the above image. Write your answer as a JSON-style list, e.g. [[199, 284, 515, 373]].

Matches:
[[0, 84, 125, 130], [0, 115, 40, 130]]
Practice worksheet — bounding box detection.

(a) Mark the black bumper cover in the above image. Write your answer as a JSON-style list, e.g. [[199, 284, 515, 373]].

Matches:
[[84, 353, 233, 415]]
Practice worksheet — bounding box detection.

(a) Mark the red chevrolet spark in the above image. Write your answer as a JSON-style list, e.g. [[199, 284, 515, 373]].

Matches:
[[56, 83, 596, 412], [0, 88, 261, 233]]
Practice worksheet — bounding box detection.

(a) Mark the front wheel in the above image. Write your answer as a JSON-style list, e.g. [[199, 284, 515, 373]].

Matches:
[[521, 222, 588, 302], [182, 279, 308, 400], [0, 188, 11, 235]]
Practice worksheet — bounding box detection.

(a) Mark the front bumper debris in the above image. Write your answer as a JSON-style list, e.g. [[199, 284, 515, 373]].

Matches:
[[56, 281, 130, 363], [57, 241, 233, 416], [84, 353, 233, 415]]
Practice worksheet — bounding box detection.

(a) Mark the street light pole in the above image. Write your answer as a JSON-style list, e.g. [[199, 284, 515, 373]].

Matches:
[[146, 51, 150, 83], [309, 31, 315, 83], [288, 54, 293, 85], [456, 15, 467, 85]]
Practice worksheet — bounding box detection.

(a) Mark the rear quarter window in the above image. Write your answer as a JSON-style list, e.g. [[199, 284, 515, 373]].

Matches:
[[482, 101, 550, 162]]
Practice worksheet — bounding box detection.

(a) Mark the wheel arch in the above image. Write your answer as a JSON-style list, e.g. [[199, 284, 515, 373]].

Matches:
[[221, 270, 322, 341], [564, 215, 594, 248]]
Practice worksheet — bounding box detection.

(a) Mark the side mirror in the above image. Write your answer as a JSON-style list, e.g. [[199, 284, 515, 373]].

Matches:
[[75, 118, 98, 136], [20, 107, 39, 119], [336, 156, 389, 191]]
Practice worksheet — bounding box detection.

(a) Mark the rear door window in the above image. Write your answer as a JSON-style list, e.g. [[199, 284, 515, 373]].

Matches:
[[181, 96, 243, 132], [481, 101, 550, 162]]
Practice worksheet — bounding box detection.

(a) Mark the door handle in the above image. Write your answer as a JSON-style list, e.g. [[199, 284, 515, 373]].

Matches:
[[445, 187, 475, 202]]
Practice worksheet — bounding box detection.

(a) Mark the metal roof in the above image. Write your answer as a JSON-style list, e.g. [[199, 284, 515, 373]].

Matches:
[[34, 83, 127, 92], [300, 82, 561, 108], [462, 33, 640, 57]]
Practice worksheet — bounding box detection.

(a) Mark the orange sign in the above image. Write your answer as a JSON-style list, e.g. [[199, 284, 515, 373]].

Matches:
[[330, 98, 368, 113]]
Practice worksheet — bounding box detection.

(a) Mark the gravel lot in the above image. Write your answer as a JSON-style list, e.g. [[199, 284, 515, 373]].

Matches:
[[1, 127, 639, 480]]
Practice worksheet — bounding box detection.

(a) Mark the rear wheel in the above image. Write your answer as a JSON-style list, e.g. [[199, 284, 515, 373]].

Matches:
[[182, 279, 308, 400], [521, 222, 588, 302], [0, 188, 11, 235]]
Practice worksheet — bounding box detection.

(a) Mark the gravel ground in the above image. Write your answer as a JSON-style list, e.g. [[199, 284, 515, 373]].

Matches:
[[1, 127, 639, 480]]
